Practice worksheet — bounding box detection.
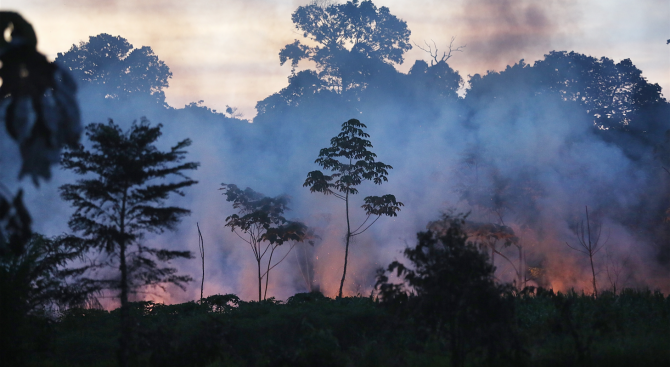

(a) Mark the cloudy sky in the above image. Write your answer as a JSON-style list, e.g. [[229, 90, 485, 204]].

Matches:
[[5, 0, 669, 118]]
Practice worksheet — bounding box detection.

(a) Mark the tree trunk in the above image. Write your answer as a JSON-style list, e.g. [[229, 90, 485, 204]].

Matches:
[[585, 206, 598, 297], [338, 190, 351, 299], [518, 245, 524, 290], [257, 248, 262, 302], [491, 245, 495, 267], [118, 189, 129, 367], [589, 254, 598, 297], [264, 246, 275, 301], [198, 223, 204, 303]]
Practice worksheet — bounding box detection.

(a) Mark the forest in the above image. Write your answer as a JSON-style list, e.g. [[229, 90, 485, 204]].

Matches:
[[1, 1, 669, 366]]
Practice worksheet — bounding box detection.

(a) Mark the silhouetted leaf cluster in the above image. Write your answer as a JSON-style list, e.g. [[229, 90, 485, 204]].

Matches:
[[0, 12, 82, 184], [59, 119, 198, 367], [376, 214, 523, 366], [221, 183, 308, 301], [56, 34, 172, 106], [305, 118, 402, 297], [281, 0, 411, 92]]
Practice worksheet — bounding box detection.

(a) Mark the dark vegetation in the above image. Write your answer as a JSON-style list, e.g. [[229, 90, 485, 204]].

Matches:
[[304, 118, 403, 298], [220, 184, 308, 302], [2, 1, 670, 366], [8, 234, 670, 367]]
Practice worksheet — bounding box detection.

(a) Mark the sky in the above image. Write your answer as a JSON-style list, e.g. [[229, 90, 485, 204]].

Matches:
[[4, 0, 669, 118]]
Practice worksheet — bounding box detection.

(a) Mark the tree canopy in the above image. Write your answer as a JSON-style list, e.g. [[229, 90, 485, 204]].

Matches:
[[0, 11, 81, 185], [280, 0, 411, 92], [304, 118, 403, 298], [376, 214, 519, 367], [59, 118, 198, 367], [221, 184, 308, 301], [56, 34, 172, 105]]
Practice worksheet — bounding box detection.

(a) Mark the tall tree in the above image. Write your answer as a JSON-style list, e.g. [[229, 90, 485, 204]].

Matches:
[[55, 34, 172, 105], [220, 184, 307, 302], [280, 0, 411, 92], [304, 118, 403, 298], [59, 118, 198, 367]]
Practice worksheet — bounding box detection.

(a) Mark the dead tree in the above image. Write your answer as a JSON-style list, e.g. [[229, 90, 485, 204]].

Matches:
[[197, 223, 204, 303], [565, 206, 606, 297], [605, 247, 629, 294], [414, 36, 466, 66]]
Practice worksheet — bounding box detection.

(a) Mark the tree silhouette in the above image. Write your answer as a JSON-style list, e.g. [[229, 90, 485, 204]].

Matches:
[[220, 184, 308, 302], [0, 234, 98, 366], [0, 12, 81, 185], [565, 206, 607, 297], [304, 118, 402, 298], [59, 118, 198, 367], [56, 34, 172, 105], [376, 214, 518, 367], [0, 11, 82, 306], [280, 0, 411, 92]]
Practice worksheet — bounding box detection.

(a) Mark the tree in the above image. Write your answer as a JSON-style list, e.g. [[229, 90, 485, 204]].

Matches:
[[564, 206, 606, 297], [304, 118, 403, 298], [55, 34, 172, 105], [428, 216, 525, 288], [279, 0, 411, 92], [220, 184, 308, 302], [0, 234, 98, 366], [59, 118, 198, 367], [375, 214, 519, 367], [0, 12, 82, 366], [532, 51, 665, 133]]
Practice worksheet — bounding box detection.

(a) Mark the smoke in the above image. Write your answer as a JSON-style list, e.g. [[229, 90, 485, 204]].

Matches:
[[451, 0, 579, 73], [2, 4, 668, 307]]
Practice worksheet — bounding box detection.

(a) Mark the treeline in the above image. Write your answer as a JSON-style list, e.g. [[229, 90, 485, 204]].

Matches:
[[2, 2, 670, 367], [10, 224, 670, 366]]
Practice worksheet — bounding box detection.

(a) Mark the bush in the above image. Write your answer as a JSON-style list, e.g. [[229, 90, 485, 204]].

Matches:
[[376, 214, 525, 367]]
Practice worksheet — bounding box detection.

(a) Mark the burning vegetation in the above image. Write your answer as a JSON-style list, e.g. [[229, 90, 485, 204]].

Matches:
[[1, 2, 670, 366]]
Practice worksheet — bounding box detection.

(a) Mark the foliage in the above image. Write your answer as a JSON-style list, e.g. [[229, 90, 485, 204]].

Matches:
[[0, 12, 83, 367], [514, 287, 670, 366], [32, 288, 670, 367], [56, 33, 172, 106], [466, 52, 669, 147], [280, 0, 411, 92], [59, 118, 198, 367], [220, 184, 308, 301], [532, 51, 665, 132], [0, 234, 98, 366], [304, 118, 402, 298], [0, 11, 82, 184], [0, 187, 32, 257], [0, 11, 81, 262], [376, 214, 523, 367]]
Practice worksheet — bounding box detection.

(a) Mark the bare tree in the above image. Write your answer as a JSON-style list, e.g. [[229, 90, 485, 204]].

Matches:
[[605, 247, 630, 294], [414, 36, 466, 66], [565, 206, 607, 297], [197, 223, 204, 303]]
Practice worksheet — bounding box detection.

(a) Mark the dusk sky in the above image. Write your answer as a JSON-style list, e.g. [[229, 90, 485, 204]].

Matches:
[[5, 0, 669, 118]]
